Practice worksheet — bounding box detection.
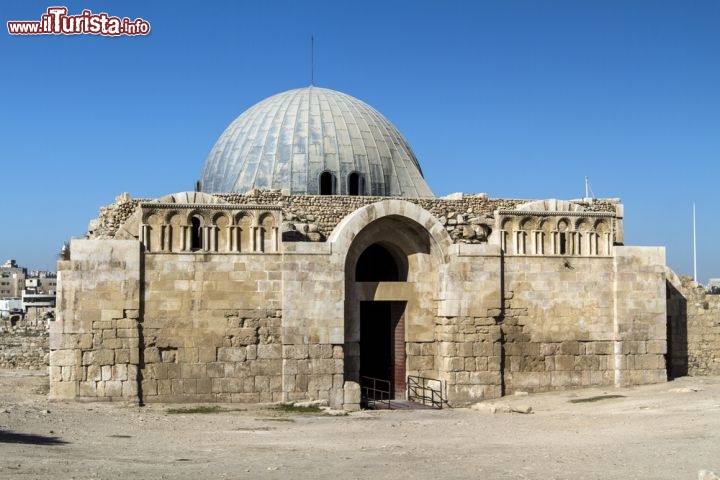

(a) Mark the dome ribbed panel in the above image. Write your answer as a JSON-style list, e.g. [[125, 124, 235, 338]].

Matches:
[[199, 86, 433, 197]]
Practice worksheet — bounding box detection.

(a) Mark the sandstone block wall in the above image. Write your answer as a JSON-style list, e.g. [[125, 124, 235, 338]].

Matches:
[[282, 244, 345, 407], [141, 254, 285, 403], [434, 246, 504, 404], [50, 239, 141, 401], [48, 198, 681, 409], [499, 256, 617, 393], [613, 247, 667, 386]]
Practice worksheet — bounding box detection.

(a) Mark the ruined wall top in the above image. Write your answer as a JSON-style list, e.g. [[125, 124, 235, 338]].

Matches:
[[86, 190, 621, 246]]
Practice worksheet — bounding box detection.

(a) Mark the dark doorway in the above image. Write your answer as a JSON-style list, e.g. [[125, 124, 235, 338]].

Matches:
[[360, 301, 406, 398]]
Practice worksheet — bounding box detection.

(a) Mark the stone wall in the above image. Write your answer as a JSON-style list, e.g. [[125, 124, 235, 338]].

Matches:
[[88, 191, 620, 246], [51, 196, 679, 409], [433, 245, 504, 403], [140, 253, 286, 403], [0, 321, 48, 370], [50, 239, 141, 401], [432, 249, 667, 401], [667, 273, 720, 377]]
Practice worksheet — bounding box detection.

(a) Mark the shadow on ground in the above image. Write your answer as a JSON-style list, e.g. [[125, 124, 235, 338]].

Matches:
[[0, 430, 68, 445]]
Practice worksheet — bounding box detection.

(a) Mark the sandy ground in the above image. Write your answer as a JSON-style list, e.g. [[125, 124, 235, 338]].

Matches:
[[1, 370, 719, 480]]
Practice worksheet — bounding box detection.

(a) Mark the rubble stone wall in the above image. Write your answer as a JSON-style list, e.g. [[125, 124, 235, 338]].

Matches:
[[0, 322, 48, 370], [89, 191, 620, 245], [667, 274, 720, 377]]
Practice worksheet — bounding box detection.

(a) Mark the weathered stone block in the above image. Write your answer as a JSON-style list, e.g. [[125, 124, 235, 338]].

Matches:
[[144, 347, 161, 364], [49, 366, 63, 382], [116, 318, 136, 329], [309, 344, 333, 359], [181, 363, 206, 379], [49, 380, 77, 400], [407, 355, 434, 371], [308, 374, 333, 392], [178, 347, 199, 363], [101, 310, 124, 322], [115, 349, 130, 364], [441, 356, 465, 372], [560, 341, 580, 355], [51, 349, 76, 367], [157, 379, 172, 395], [112, 364, 128, 381], [122, 380, 138, 397], [257, 344, 281, 359], [88, 349, 114, 365], [554, 355, 575, 371], [166, 363, 181, 379], [646, 340, 667, 354], [197, 347, 217, 363], [218, 347, 246, 362], [283, 344, 309, 360], [246, 345, 257, 360], [142, 379, 157, 396], [252, 359, 282, 375], [196, 378, 212, 394], [104, 380, 123, 397]]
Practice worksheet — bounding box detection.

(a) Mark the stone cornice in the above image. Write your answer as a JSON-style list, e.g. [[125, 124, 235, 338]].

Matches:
[[497, 210, 615, 218], [139, 203, 282, 211]]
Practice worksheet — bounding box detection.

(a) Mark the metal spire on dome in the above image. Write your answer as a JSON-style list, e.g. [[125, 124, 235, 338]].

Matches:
[[310, 35, 315, 86]]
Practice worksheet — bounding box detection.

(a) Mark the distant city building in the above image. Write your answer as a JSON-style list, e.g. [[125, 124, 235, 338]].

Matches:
[[708, 278, 720, 294], [0, 259, 56, 320], [0, 259, 27, 298], [0, 297, 23, 318]]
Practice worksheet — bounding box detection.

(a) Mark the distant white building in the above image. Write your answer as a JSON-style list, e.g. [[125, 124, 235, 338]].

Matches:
[[0, 297, 23, 318]]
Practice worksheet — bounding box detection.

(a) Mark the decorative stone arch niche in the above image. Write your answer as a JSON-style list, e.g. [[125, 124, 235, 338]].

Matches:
[[496, 199, 616, 257], [119, 192, 280, 253], [329, 200, 452, 402]]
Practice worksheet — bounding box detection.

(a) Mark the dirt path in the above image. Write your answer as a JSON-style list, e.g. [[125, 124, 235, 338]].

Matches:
[[1, 370, 719, 479]]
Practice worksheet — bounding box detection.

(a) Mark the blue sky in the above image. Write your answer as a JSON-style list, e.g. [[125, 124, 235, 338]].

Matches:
[[1, 1, 718, 282]]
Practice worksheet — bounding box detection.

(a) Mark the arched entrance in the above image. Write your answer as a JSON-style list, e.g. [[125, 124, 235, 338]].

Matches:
[[331, 200, 452, 410], [355, 243, 408, 398]]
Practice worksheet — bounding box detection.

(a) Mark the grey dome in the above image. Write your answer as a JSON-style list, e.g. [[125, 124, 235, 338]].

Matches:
[[199, 86, 433, 197]]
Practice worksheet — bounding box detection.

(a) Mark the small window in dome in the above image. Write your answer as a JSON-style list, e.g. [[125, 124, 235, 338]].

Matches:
[[319, 171, 336, 195], [348, 172, 364, 196]]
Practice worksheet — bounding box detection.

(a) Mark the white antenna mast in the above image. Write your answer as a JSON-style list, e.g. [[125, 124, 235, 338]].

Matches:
[[693, 203, 697, 282]]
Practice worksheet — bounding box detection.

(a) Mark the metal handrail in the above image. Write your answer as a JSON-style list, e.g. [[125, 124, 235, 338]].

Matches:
[[360, 376, 391, 409], [407, 375, 444, 409]]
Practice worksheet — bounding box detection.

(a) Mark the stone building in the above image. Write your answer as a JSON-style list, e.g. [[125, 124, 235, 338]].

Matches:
[[50, 86, 671, 409]]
